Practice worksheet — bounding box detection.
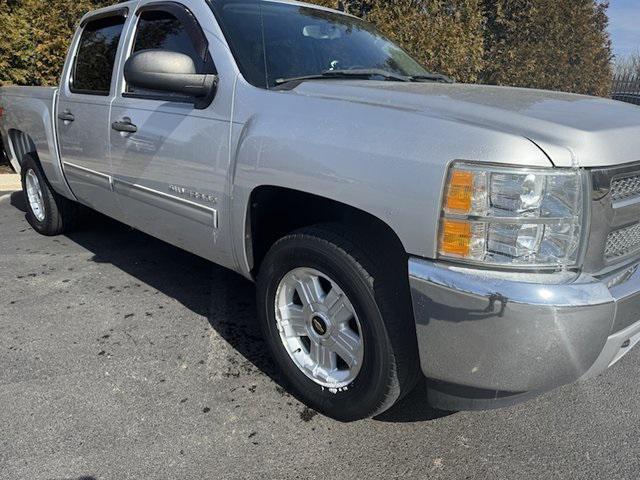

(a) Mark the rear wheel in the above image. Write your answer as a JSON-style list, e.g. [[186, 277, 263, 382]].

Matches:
[[20, 154, 78, 236], [257, 224, 420, 421]]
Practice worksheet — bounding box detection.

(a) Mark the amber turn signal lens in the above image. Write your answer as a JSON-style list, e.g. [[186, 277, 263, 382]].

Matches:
[[440, 219, 471, 257], [445, 170, 474, 213]]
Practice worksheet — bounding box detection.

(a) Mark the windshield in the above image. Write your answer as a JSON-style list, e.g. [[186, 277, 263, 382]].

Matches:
[[210, 0, 434, 88]]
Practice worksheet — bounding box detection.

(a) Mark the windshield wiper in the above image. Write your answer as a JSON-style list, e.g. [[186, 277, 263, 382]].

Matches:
[[274, 69, 411, 88], [325, 69, 412, 82], [409, 73, 454, 83]]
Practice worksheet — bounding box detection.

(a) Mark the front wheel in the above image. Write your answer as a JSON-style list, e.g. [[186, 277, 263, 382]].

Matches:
[[257, 224, 420, 421]]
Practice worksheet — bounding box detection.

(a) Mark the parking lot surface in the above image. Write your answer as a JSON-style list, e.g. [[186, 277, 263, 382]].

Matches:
[[2, 190, 640, 480]]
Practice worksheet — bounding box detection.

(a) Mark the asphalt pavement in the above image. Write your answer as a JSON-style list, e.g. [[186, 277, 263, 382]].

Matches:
[[2, 188, 640, 480]]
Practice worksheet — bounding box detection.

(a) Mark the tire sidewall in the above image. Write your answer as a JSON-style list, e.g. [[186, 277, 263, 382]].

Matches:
[[258, 234, 397, 421], [21, 157, 53, 233]]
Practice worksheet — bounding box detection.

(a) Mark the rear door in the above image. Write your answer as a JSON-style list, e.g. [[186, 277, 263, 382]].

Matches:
[[109, 1, 232, 264], [57, 10, 128, 220]]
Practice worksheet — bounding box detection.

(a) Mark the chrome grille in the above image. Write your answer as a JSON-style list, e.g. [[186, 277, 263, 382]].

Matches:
[[571, 163, 640, 272], [605, 223, 640, 260], [611, 175, 640, 202]]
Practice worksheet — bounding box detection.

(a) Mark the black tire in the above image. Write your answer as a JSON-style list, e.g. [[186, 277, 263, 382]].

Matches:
[[257, 223, 420, 421], [20, 154, 78, 236]]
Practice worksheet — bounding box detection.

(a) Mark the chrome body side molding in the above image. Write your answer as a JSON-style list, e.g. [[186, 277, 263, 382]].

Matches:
[[113, 178, 218, 229], [62, 162, 218, 229], [62, 161, 112, 191]]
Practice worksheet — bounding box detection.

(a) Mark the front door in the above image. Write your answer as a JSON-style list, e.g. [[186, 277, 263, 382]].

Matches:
[[108, 2, 231, 264], [57, 12, 127, 220]]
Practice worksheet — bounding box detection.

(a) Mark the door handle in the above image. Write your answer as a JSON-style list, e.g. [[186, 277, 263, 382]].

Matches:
[[58, 111, 75, 122], [112, 120, 138, 134]]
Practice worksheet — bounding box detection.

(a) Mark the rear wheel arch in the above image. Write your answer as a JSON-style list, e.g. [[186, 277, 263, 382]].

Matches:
[[7, 129, 38, 171]]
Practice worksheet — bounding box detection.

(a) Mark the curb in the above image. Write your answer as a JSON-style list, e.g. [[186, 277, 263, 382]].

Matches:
[[0, 173, 21, 193]]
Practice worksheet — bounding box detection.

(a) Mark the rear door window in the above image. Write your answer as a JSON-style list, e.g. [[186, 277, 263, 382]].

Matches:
[[72, 15, 126, 95]]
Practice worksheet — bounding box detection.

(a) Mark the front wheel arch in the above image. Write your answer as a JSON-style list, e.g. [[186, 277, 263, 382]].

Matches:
[[245, 185, 410, 277]]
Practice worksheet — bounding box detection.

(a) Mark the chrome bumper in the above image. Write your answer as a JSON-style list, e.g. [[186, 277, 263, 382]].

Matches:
[[408, 258, 640, 410]]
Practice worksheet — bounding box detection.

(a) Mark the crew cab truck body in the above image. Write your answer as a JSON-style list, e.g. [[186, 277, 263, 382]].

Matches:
[[4, 0, 640, 420]]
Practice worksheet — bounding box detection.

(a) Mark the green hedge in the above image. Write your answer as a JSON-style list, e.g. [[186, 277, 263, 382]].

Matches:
[[0, 0, 613, 96], [311, 0, 613, 96]]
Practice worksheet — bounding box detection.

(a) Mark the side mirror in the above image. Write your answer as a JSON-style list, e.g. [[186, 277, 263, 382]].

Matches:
[[124, 50, 217, 107]]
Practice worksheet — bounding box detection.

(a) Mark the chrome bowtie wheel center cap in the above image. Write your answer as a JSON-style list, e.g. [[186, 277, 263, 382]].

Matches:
[[310, 314, 330, 337]]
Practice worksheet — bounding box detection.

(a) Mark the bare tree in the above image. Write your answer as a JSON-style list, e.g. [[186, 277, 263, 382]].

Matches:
[[615, 51, 640, 76]]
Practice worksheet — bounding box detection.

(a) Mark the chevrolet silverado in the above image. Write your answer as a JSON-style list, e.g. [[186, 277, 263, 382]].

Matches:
[[3, 0, 640, 421]]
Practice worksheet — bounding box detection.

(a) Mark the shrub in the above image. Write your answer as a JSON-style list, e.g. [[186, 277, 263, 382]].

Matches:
[[0, 0, 111, 86], [0, 0, 613, 95], [309, 0, 613, 95]]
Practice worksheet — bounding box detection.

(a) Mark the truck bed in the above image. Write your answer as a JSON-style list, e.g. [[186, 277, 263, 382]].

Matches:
[[0, 85, 57, 100], [0, 86, 74, 198]]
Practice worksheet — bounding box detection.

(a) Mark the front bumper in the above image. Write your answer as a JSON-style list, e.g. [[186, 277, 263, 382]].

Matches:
[[409, 258, 640, 410]]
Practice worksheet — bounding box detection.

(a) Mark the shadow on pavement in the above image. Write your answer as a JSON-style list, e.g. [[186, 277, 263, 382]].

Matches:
[[12, 191, 278, 379], [10, 190, 27, 212], [8, 190, 452, 424], [375, 378, 454, 422], [57, 477, 97, 480]]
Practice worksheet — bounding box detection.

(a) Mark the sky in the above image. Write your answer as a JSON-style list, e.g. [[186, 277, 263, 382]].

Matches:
[[608, 0, 640, 62]]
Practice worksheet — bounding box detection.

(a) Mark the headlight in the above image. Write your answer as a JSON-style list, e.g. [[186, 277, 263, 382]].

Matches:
[[438, 162, 586, 269]]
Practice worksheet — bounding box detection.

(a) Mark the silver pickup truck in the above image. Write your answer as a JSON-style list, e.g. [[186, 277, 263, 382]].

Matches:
[[3, 0, 640, 421]]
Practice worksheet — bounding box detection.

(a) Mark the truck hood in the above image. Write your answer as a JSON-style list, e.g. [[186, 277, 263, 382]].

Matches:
[[291, 81, 640, 168]]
